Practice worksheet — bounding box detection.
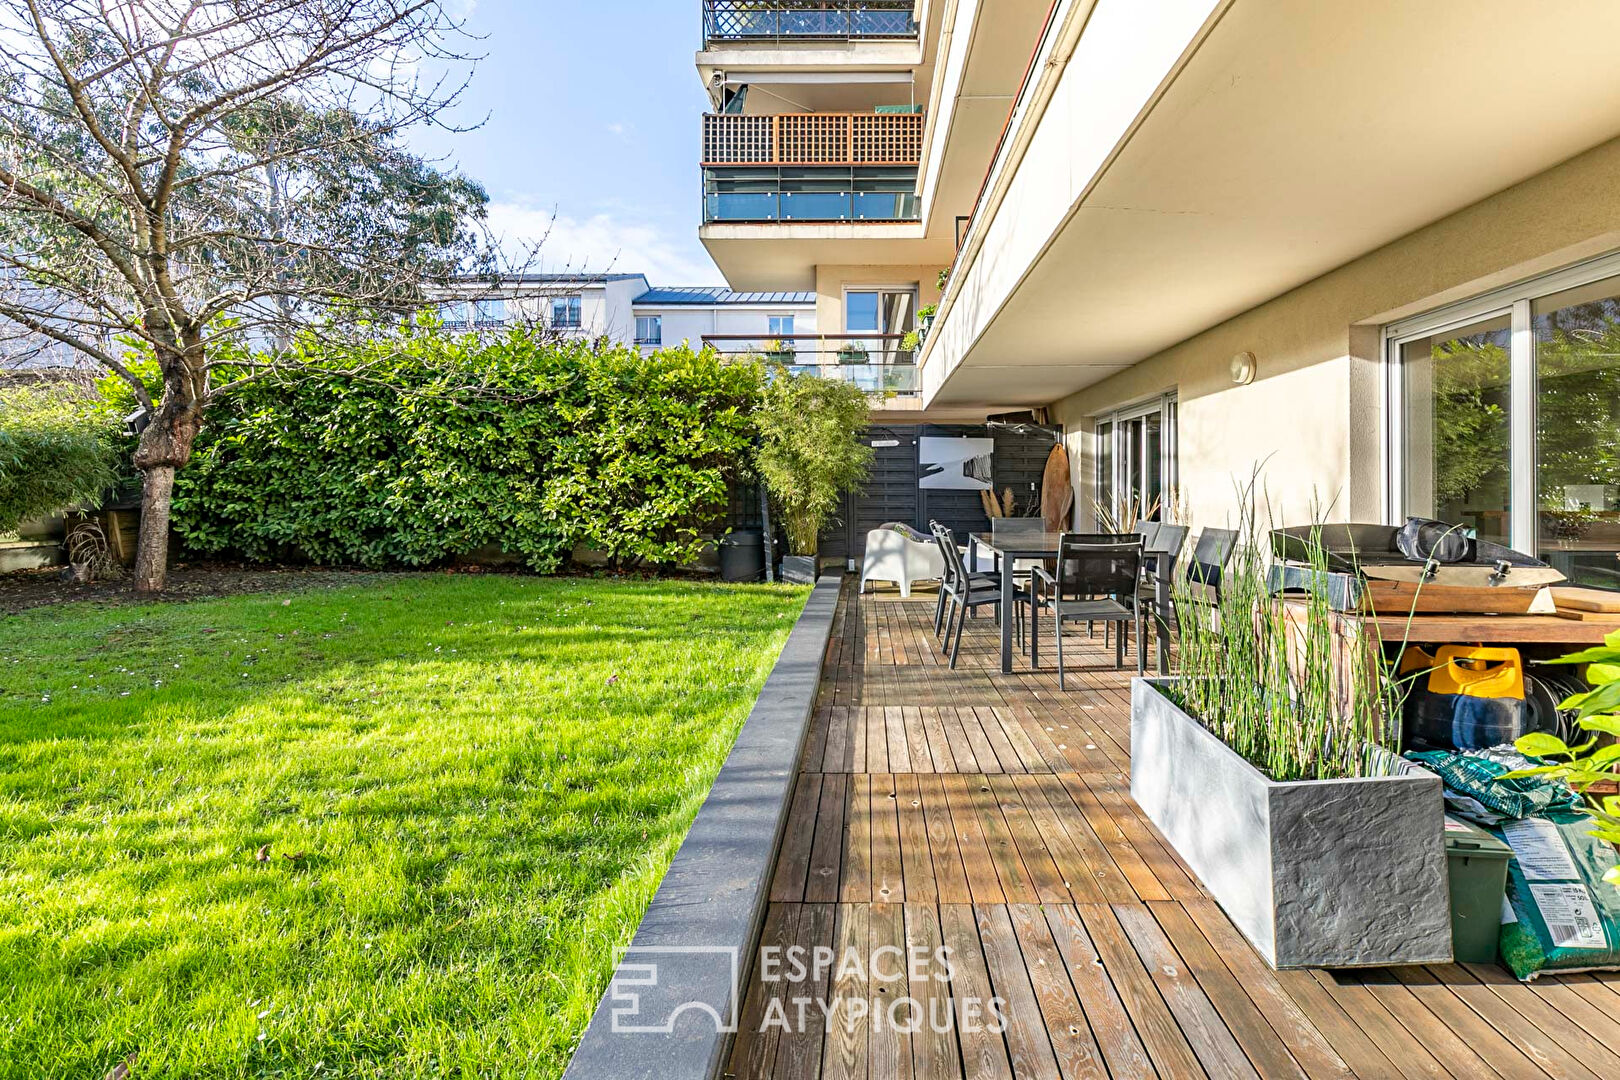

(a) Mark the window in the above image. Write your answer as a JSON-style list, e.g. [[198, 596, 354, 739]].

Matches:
[[551, 296, 582, 329], [844, 288, 916, 380], [768, 315, 795, 338], [439, 301, 469, 328], [635, 315, 662, 346], [1391, 254, 1620, 589], [1095, 395, 1178, 525], [474, 299, 507, 327]]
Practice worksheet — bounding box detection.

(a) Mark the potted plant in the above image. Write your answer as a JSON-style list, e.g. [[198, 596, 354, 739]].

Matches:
[[1131, 491, 1451, 969], [917, 303, 937, 339], [754, 371, 873, 584], [761, 338, 796, 361], [836, 340, 868, 365]]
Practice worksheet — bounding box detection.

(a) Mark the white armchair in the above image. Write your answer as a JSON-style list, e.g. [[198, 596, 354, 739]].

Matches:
[[859, 525, 945, 598]]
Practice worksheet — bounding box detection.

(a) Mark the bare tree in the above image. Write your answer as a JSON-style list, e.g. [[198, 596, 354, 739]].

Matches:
[[0, 1, 492, 591]]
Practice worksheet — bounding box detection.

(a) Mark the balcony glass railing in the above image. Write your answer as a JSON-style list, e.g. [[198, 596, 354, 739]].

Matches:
[[703, 334, 921, 396], [703, 2, 917, 45], [704, 190, 921, 223]]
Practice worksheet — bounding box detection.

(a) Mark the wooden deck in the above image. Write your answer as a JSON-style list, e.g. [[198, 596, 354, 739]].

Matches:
[[723, 580, 1620, 1080]]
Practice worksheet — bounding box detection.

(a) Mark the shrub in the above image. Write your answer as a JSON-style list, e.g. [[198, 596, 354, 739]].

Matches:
[[172, 328, 764, 571], [754, 369, 873, 555], [0, 385, 119, 533]]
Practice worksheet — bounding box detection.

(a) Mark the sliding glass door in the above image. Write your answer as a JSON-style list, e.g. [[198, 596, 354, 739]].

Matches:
[[1391, 256, 1620, 589], [1096, 394, 1178, 525]]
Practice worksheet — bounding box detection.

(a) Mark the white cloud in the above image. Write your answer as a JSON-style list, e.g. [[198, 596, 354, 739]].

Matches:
[[487, 201, 725, 286]]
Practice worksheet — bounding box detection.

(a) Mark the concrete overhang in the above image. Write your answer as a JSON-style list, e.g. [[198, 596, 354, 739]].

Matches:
[[917, 0, 1055, 239], [921, 0, 1620, 409], [700, 222, 956, 292]]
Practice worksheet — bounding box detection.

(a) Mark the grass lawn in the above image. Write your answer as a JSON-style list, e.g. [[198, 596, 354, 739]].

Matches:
[[0, 574, 808, 1079]]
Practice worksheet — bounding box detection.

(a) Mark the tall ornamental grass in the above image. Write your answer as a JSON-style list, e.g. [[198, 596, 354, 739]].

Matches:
[[1169, 481, 1398, 781]]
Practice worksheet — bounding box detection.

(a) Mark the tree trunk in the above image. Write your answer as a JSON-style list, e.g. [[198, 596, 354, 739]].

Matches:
[[133, 464, 175, 594], [131, 356, 204, 594]]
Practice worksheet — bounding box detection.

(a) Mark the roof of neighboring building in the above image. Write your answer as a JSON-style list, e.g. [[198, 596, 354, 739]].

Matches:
[[634, 286, 815, 306], [447, 273, 650, 287]]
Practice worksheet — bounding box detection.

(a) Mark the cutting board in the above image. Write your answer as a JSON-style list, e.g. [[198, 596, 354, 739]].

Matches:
[[1551, 586, 1620, 613]]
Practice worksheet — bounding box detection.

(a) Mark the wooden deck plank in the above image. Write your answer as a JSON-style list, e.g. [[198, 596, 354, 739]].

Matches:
[[1043, 904, 1156, 1080], [917, 773, 971, 904], [774, 902, 838, 1080], [870, 773, 904, 903], [895, 773, 937, 904], [939, 904, 1014, 1080], [806, 772, 848, 904], [1112, 903, 1260, 1080], [901, 706, 933, 774], [1006, 903, 1110, 1079], [841, 773, 873, 903], [770, 773, 823, 903], [940, 773, 1007, 904], [904, 903, 962, 1080], [918, 705, 958, 772], [975, 904, 1062, 1080], [1076, 902, 1209, 1080], [986, 773, 1069, 903], [729, 904, 801, 1080], [821, 904, 870, 1080], [1150, 901, 1314, 1080], [868, 903, 914, 1080], [886, 706, 913, 774]]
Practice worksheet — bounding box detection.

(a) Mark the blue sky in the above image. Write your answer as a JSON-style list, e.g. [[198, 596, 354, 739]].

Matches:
[[409, 2, 725, 285]]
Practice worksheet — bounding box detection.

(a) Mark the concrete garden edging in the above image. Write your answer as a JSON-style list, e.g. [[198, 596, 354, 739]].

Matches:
[[1130, 678, 1452, 969], [562, 574, 841, 1080]]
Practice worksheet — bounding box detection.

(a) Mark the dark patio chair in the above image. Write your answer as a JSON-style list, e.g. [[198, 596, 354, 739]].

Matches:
[[1136, 523, 1188, 666], [937, 525, 1025, 669], [1032, 534, 1145, 687], [929, 521, 1000, 638]]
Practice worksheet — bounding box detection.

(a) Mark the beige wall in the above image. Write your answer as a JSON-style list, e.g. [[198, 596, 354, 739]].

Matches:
[[1051, 135, 1620, 533], [813, 265, 948, 334]]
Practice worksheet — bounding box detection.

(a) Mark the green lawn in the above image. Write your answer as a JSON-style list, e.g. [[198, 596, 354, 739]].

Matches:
[[0, 574, 807, 1079]]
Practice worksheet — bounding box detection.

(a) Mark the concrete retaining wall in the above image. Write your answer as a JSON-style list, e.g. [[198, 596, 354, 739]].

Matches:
[[562, 575, 841, 1080]]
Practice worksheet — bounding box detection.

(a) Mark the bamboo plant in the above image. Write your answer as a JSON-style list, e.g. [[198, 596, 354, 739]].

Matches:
[[1167, 479, 1399, 782]]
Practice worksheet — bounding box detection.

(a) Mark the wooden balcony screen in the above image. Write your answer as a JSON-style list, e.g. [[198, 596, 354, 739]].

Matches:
[[702, 113, 924, 167]]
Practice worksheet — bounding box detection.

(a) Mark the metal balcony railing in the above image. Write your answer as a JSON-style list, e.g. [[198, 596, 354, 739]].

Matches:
[[703, 112, 923, 166], [703, 333, 921, 395], [703, 1, 917, 46]]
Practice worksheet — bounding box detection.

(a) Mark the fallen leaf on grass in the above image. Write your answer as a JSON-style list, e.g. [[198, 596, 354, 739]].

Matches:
[[282, 851, 306, 862], [255, 844, 270, 863], [105, 1051, 136, 1079]]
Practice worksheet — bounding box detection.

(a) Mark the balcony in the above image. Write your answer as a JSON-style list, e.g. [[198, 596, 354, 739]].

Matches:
[[702, 1, 917, 46], [703, 333, 921, 396], [702, 112, 922, 224]]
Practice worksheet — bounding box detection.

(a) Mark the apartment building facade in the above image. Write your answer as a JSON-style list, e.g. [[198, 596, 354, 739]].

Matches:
[[695, 0, 1620, 588], [435, 273, 815, 355]]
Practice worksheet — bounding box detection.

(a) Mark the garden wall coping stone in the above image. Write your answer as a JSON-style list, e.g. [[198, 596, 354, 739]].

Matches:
[[561, 574, 841, 1080]]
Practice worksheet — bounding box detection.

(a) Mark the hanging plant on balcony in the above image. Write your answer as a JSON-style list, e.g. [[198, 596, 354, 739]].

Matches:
[[836, 341, 868, 364]]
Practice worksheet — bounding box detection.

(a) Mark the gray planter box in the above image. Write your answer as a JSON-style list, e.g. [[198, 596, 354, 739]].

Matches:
[[1130, 679, 1451, 969], [780, 554, 818, 584]]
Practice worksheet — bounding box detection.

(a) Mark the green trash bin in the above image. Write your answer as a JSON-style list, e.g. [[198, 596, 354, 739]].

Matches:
[[1443, 814, 1514, 964]]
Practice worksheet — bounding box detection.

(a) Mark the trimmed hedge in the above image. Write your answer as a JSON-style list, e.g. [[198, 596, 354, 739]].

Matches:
[[173, 329, 764, 571], [0, 385, 119, 534]]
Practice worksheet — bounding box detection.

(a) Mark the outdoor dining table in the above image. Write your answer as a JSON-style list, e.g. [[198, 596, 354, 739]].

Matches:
[[968, 531, 1173, 676]]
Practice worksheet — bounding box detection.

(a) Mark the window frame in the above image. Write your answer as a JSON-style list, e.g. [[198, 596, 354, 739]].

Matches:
[[768, 314, 795, 338], [551, 295, 583, 330], [635, 315, 663, 346], [1093, 392, 1179, 524], [1384, 248, 1620, 554]]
